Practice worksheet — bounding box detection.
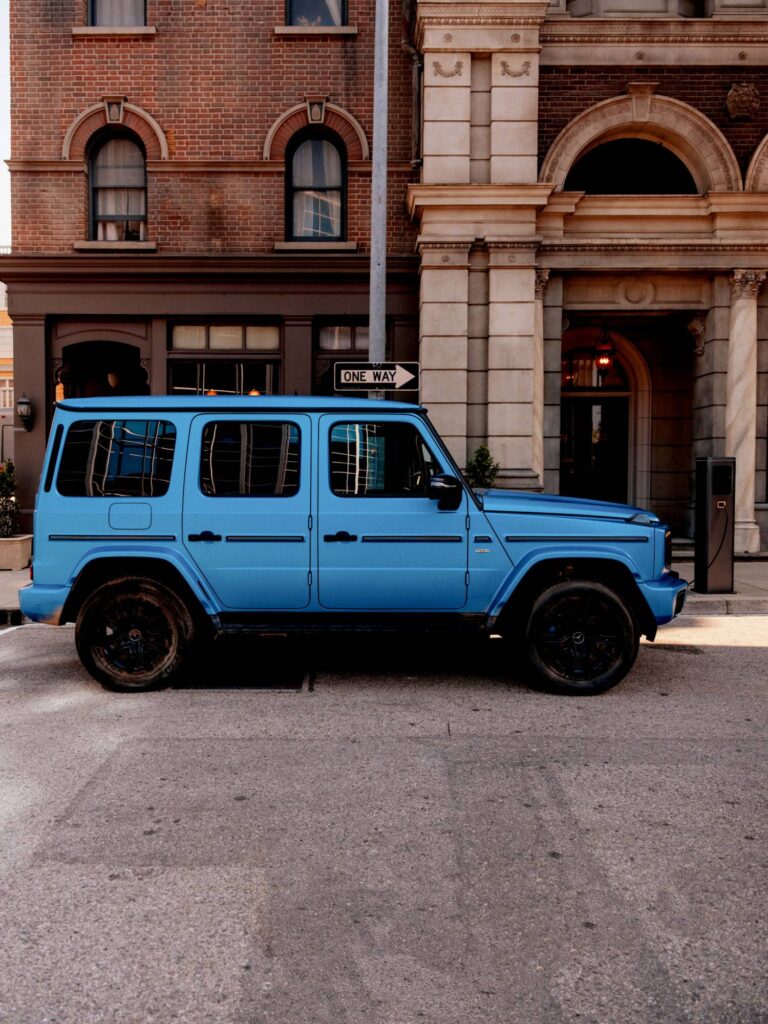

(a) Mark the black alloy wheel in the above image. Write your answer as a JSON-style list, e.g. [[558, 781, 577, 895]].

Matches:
[[525, 579, 639, 695], [75, 578, 194, 692]]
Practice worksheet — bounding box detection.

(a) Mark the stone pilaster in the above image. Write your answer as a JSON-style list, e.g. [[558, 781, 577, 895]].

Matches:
[[422, 54, 471, 184], [490, 48, 540, 184], [725, 269, 765, 553], [486, 243, 539, 489], [418, 242, 472, 465], [9, 314, 47, 529]]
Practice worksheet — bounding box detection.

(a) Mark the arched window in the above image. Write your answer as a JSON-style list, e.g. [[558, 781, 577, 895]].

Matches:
[[89, 133, 147, 242], [564, 139, 698, 195], [286, 130, 345, 241], [287, 0, 345, 26]]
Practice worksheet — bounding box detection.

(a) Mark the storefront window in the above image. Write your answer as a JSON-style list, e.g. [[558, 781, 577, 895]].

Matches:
[[169, 323, 282, 396]]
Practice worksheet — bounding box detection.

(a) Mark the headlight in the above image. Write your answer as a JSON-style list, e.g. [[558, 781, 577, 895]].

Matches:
[[664, 528, 672, 572]]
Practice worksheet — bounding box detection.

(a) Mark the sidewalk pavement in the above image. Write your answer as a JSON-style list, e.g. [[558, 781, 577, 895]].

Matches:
[[2, 559, 768, 624]]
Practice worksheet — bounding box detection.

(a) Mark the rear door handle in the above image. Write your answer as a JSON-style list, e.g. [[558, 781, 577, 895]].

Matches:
[[188, 530, 222, 542], [324, 530, 358, 542]]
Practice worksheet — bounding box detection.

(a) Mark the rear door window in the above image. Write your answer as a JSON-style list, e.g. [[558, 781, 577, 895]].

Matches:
[[200, 421, 300, 497]]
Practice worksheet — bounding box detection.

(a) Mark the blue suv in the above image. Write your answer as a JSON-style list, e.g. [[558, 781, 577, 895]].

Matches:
[[21, 396, 687, 695]]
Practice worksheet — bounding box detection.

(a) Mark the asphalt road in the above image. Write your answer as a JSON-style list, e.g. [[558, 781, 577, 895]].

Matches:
[[0, 617, 766, 1024]]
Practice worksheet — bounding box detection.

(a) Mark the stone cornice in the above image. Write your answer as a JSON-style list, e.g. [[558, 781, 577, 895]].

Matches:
[[539, 239, 768, 271], [540, 17, 768, 64], [408, 183, 554, 218], [0, 253, 420, 283], [415, 0, 550, 45]]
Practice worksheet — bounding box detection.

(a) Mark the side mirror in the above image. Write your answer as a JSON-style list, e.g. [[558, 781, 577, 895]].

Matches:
[[428, 473, 463, 511]]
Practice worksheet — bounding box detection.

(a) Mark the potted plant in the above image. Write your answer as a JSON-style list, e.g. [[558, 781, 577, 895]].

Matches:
[[0, 460, 32, 571], [464, 445, 500, 490]]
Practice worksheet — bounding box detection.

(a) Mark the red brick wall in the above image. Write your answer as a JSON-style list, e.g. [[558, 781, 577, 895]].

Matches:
[[539, 67, 768, 175], [11, 0, 418, 253]]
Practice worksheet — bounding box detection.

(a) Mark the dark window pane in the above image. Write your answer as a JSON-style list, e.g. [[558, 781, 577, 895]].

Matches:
[[329, 422, 436, 497], [288, 0, 343, 26], [201, 422, 300, 497], [564, 139, 698, 195], [58, 420, 176, 497]]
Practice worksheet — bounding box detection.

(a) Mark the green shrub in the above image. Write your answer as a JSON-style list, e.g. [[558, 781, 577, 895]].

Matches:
[[0, 460, 19, 538], [465, 445, 500, 490]]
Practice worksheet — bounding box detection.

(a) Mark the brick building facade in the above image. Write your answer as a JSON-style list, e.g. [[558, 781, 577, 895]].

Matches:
[[3, 0, 768, 549]]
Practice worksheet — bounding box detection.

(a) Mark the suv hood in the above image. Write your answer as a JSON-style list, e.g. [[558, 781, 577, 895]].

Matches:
[[478, 488, 659, 523]]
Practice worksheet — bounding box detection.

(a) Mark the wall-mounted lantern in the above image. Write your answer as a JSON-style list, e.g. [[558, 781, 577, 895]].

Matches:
[[16, 393, 34, 431]]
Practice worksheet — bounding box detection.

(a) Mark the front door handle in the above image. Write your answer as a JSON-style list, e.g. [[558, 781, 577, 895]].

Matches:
[[324, 530, 358, 542], [188, 530, 222, 542]]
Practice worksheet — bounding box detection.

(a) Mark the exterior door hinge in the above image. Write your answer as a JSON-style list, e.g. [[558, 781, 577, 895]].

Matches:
[[308, 570, 313, 587], [465, 570, 470, 588], [308, 514, 313, 531], [465, 514, 471, 532]]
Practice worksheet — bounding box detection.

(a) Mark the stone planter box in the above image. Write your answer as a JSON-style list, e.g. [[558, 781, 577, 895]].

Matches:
[[0, 534, 32, 571]]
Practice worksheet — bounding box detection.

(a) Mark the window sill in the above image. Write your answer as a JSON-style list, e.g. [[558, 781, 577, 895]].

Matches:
[[274, 241, 358, 251], [273, 25, 358, 36], [73, 241, 157, 251], [72, 25, 156, 35]]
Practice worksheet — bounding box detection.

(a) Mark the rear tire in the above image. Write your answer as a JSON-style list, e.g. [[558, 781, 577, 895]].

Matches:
[[75, 578, 195, 692], [524, 579, 639, 696]]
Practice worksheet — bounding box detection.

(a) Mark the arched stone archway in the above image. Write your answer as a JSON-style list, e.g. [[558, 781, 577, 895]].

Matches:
[[744, 134, 768, 191], [263, 102, 369, 161], [62, 101, 169, 161], [541, 91, 741, 194]]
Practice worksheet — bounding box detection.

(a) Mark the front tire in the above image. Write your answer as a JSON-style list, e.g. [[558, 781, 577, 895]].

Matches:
[[524, 579, 639, 696], [75, 578, 195, 692]]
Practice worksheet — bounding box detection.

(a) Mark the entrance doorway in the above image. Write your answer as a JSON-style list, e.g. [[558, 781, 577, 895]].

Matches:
[[560, 395, 630, 503], [57, 341, 148, 399], [560, 327, 648, 507]]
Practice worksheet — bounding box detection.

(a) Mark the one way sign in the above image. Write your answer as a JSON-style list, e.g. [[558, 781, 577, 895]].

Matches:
[[334, 362, 420, 392]]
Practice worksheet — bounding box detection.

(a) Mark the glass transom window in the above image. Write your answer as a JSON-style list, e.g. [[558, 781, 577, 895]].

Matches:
[[171, 325, 280, 352]]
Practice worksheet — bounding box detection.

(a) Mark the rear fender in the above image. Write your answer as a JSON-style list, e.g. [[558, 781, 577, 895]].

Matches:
[[60, 547, 219, 627]]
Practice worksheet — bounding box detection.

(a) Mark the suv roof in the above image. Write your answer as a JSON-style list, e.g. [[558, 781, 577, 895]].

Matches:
[[55, 396, 424, 415]]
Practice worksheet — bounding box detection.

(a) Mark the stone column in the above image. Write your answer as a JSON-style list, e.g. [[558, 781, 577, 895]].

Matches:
[[531, 269, 549, 488], [419, 242, 472, 466], [725, 269, 765, 552], [486, 243, 539, 489]]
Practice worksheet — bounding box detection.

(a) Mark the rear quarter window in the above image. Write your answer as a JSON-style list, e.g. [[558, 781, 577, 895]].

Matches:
[[57, 420, 177, 497]]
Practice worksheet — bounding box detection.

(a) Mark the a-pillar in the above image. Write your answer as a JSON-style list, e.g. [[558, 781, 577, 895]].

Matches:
[[486, 244, 540, 489], [419, 242, 472, 466], [725, 269, 765, 552]]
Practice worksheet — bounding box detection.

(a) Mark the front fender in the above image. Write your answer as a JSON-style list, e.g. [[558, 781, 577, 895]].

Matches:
[[486, 544, 647, 621]]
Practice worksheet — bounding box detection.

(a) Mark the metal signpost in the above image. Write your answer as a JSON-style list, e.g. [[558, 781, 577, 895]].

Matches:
[[368, 0, 389, 397]]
